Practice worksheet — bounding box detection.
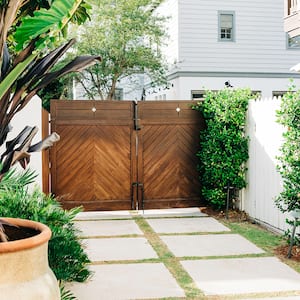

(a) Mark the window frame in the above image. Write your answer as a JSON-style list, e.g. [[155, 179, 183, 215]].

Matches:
[[272, 91, 287, 98], [286, 34, 300, 49], [191, 90, 218, 101], [218, 11, 236, 42]]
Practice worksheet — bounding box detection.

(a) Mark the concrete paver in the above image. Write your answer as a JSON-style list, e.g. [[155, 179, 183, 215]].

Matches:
[[69, 209, 300, 299], [83, 237, 158, 261], [75, 219, 143, 237], [75, 210, 132, 220], [161, 234, 264, 257], [135, 207, 207, 218], [68, 263, 185, 300], [147, 216, 230, 233], [181, 257, 300, 296], [242, 297, 300, 299]]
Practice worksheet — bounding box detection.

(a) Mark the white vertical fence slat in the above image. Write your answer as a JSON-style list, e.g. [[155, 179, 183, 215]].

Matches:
[[241, 97, 290, 233]]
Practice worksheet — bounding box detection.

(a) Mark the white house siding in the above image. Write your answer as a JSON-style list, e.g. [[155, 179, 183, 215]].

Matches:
[[159, 76, 300, 99], [156, 0, 179, 66], [177, 0, 299, 73], [146, 0, 300, 100]]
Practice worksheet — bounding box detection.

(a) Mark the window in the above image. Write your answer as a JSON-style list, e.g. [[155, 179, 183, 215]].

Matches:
[[251, 91, 261, 99], [272, 91, 287, 98], [218, 11, 235, 42], [287, 34, 300, 49], [113, 88, 123, 100], [191, 90, 218, 101]]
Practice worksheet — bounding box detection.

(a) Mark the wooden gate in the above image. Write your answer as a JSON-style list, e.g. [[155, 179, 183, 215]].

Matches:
[[50, 100, 205, 211]]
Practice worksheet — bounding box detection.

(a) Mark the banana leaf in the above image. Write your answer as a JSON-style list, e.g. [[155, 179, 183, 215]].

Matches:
[[14, 0, 82, 51]]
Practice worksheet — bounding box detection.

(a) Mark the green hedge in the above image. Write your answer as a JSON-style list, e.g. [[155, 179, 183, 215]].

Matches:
[[193, 88, 252, 209], [276, 83, 300, 213]]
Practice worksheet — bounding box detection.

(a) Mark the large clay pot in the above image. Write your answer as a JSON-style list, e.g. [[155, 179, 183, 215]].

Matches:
[[0, 218, 60, 300]]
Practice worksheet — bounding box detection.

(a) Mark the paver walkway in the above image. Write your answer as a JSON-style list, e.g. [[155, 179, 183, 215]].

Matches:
[[67, 208, 300, 300]]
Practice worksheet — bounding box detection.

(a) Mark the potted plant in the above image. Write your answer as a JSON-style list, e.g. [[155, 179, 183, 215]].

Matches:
[[0, 0, 100, 298]]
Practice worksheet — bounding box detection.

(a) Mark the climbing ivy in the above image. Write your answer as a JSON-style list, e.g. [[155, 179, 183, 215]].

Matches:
[[193, 88, 252, 209]]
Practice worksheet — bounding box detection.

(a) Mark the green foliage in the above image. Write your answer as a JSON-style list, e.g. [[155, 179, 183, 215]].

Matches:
[[72, 0, 168, 100], [0, 170, 91, 284], [276, 82, 300, 213], [60, 285, 77, 300], [0, 168, 37, 188], [193, 88, 252, 209], [37, 58, 75, 111], [14, 0, 84, 51], [0, 0, 100, 177], [38, 78, 68, 111]]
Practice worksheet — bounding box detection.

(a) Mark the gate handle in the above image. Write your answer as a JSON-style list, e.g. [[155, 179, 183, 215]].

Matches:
[[132, 182, 144, 211], [133, 101, 141, 131]]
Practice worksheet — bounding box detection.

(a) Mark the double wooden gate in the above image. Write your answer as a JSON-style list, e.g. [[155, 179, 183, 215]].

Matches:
[[50, 100, 205, 211]]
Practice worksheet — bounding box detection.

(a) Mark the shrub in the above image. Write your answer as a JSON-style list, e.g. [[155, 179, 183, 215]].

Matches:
[[0, 169, 91, 284], [193, 88, 252, 209], [276, 83, 300, 241], [276, 84, 300, 213]]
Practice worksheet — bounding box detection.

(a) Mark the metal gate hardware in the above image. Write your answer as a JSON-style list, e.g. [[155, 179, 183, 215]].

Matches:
[[132, 182, 144, 211], [133, 101, 141, 131]]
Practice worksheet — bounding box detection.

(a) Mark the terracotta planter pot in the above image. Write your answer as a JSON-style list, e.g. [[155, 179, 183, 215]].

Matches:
[[0, 218, 60, 300]]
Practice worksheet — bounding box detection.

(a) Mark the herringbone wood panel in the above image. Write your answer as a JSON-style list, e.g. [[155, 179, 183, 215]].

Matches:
[[52, 125, 132, 210], [94, 125, 131, 201], [51, 100, 204, 210], [55, 125, 94, 201], [141, 124, 201, 208]]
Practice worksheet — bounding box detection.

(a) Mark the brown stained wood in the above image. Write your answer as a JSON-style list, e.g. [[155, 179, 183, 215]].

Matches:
[[50, 100, 205, 211], [42, 109, 50, 194], [51, 124, 132, 210], [140, 124, 202, 208]]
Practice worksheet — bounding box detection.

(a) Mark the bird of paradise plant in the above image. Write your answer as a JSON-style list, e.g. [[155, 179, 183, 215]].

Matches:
[[0, 0, 101, 242]]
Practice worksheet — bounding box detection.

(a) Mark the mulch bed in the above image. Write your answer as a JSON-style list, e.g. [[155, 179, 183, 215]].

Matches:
[[275, 245, 300, 262], [200, 206, 248, 222]]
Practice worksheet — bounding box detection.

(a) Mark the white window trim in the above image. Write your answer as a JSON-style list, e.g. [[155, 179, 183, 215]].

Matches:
[[218, 11, 236, 42]]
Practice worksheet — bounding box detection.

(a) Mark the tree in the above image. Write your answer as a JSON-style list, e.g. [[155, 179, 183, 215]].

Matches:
[[73, 0, 168, 100]]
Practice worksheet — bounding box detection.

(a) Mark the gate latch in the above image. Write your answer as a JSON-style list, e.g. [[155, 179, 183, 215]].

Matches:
[[133, 101, 141, 131], [132, 182, 144, 211]]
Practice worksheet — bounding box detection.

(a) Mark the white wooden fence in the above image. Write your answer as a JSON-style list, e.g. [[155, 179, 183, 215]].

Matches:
[[241, 97, 291, 233]]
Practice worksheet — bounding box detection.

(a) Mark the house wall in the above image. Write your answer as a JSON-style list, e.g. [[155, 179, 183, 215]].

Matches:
[[146, 0, 300, 100], [147, 76, 300, 100], [156, 0, 179, 67], [4, 95, 43, 189], [176, 0, 299, 74]]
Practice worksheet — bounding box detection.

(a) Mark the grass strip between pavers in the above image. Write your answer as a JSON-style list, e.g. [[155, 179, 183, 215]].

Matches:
[[222, 220, 300, 273], [134, 216, 205, 299]]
